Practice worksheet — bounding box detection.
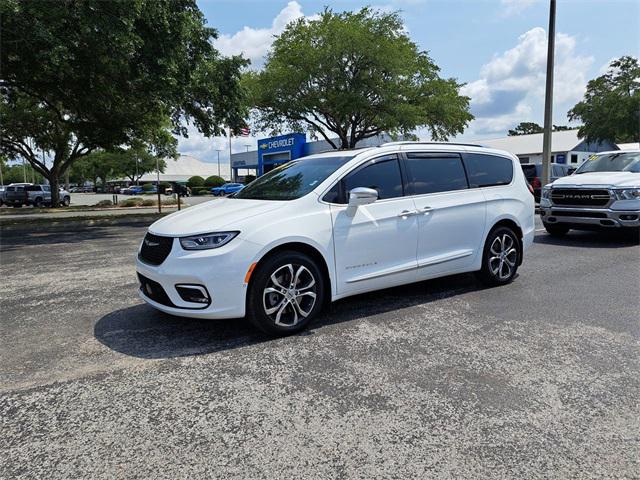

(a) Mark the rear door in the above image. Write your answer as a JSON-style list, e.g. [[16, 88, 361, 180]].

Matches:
[[404, 151, 486, 278], [329, 154, 419, 296]]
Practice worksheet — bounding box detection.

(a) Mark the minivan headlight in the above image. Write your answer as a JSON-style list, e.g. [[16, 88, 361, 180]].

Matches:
[[179, 231, 239, 250], [613, 188, 640, 200]]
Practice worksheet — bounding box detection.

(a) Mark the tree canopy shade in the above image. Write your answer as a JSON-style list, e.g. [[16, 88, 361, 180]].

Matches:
[[0, 0, 247, 204], [247, 7, 473, 149], [568, 56, 640, 143]]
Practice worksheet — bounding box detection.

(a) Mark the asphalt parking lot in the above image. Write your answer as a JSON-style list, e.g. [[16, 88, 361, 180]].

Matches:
[[1, 219, 639, 479]]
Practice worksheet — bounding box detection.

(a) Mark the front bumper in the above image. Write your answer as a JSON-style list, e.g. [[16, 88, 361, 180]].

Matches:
[[136, 235, 260, 319], [540, 204, 640, 228]]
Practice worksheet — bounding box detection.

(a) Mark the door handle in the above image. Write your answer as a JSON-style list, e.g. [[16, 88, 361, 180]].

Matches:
[[419, 206, 433, 213], [397, 209, 417, 218]]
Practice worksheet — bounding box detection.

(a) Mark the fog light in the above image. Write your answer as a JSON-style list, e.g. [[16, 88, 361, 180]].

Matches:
[[620, 214, 638, 221], [175, 285, 210, 305]]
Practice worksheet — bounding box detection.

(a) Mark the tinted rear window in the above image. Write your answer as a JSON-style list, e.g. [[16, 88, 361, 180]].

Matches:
[[464, 154, 513, 187], [405, 153, 468, 195]]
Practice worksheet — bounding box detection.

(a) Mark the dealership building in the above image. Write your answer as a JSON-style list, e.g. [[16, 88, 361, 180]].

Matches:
[[229, 129, 622, 180], [230, 133, 406, 179], [476, 129, 617, 165]]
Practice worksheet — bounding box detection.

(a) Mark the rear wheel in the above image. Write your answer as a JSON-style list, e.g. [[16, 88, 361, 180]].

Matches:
[[476, 226, 521, 286], [543, 223, 570, 236], [62, 196, 71, 206], [247, 251, 325, 336], [34, 197, 44, 208]]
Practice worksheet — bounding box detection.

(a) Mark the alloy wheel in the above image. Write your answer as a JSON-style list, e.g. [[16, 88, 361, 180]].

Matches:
[[488, 233, 518, 281], [262, 263, 317, 327]]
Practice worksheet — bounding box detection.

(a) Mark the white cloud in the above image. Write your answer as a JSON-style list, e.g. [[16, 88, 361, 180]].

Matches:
[[458, 27, 593, 138], [213, 1, 307, 68], [500, 0, 540, 17]]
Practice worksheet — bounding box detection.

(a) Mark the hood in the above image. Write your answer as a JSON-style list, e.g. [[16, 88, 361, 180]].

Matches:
[[149, 198, 286, 236], [552, 171, 640, 188]]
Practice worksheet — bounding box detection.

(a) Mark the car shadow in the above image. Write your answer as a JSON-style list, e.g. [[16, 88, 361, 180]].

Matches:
[[534, 229, 639, 248], [94, 273, 484, 359]]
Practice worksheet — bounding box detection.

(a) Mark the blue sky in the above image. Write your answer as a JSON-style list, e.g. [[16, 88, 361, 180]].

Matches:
[[180, 0, 639, 163]]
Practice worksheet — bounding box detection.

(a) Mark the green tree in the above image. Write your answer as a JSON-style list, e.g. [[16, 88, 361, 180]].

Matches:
[[508, 122, 544, 136], [187, 176, 205, 188], [0, 0, 247, 205], [508, 122, 573, 136], [247, 7, 472, 149], [204, 175, 225, 187], [568, 56, 640, 143], [110, 146, 167, 185]]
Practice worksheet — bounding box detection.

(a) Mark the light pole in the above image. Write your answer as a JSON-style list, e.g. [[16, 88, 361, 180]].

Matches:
[[216, 148, 222, 177], [541, 0, 556, 186], [156, 156, 162, 214]]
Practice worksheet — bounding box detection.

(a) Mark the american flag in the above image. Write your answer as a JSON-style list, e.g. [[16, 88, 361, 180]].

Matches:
[[238, 127, 250, 137]]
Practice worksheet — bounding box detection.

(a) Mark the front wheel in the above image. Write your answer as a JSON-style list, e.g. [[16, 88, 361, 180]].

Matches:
[[543, 223, 569, 236], [62, 196, 71, 207], [476, 226, 521, 286], [246, 251, 325, 336]]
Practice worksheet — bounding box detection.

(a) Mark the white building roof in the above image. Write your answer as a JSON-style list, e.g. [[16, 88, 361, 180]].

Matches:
[[475, 129, 583, 155], [617, 142, 640, 151], [137, 154, 230, 182]]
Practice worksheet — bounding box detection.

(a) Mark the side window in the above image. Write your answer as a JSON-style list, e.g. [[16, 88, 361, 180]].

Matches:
[[43, 186, 50, 192], [322, 182, 342, 204], [463, 153, 514, 188], [405, 153, 468, 195], [342, 155, 403, 202]]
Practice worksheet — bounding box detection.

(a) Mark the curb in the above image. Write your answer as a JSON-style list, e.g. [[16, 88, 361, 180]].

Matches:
[[0, 212, 169, 231]]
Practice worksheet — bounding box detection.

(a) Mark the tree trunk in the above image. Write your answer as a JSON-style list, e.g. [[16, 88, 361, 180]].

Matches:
[[49, 173, 60, 207]]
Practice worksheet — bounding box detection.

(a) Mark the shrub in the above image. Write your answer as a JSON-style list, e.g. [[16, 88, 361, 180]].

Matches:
[[187, 176, 205, 188], [204, 175, 225, 187], [141, 199, 156, 206], [119, 197, 144, 207], [142, 183, 154, 192], [95, 199, 113, 208], [193, 187, 211, 196], [244, 174, 256, 184], [161, 197, 178, 205]]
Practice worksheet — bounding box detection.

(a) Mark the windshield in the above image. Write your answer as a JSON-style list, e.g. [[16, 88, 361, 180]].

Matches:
[[235, 155, 354, 201], [574, 152, 640, 174]]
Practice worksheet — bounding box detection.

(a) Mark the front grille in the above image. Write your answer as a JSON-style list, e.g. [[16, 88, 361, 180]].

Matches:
[[138, 273, 176, 307], [551, 210, 607, 218], [551, 189, 610, 207], [139, 233, 173, 265]]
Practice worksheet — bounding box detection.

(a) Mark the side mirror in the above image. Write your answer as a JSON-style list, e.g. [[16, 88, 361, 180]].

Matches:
[[348, 187, 378, 207]]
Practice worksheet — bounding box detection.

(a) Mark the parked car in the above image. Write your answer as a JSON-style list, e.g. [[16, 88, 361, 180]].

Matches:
[[539, 150, 640, 235], [70, 186, 93, 193], [123, 185, 144, 195], [4, 183, 71, 207], [211, 183, 245, 196], [521, 163, 573, 201], [0, 186, 6, 206], [137, 142, 534, 336]]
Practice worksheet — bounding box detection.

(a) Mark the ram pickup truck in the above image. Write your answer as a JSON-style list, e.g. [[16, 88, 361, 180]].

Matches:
[[539, 150, 640, 235], [4, 184, 71, 207]]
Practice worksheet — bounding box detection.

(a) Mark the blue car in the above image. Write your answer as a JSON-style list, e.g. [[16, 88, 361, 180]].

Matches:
[[211, 183, 245, 196]]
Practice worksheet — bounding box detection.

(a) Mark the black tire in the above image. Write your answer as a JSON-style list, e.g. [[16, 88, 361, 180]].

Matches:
[[62, 196, 71, 206], [246, 250, 325, 336], [543, 223, 570, 236], [476, 226, 521, 287], [13, 203, 22, 208], [34, 197, 44, 208]]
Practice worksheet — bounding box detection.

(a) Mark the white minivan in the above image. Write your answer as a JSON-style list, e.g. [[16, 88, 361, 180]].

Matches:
[[137, 142, 535, 335]]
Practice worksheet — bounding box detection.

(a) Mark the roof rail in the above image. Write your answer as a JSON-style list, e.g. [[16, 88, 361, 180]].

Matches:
[[381, 141, 485, 148]]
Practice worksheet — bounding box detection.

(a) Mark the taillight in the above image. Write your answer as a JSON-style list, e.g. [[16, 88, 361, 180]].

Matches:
[[532, 176, 541, 189]]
